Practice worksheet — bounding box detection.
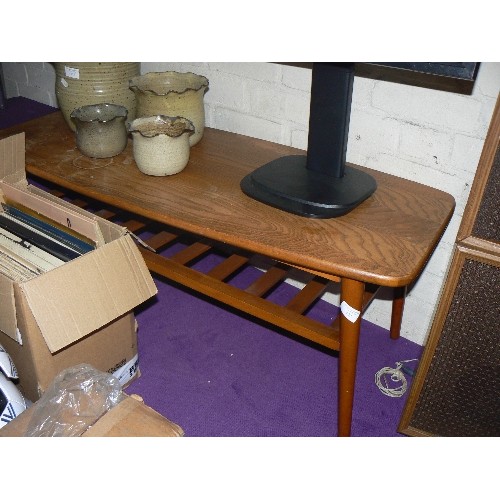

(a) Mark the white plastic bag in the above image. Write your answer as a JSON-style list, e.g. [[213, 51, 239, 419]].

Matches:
[[25, 363, 125, 437]]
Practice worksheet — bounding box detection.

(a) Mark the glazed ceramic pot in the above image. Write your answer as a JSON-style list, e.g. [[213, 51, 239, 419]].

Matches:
[[129, 115, 195, 176], [129, 71, 208, 146], [71, 103, 128, 158], [54, 62, 140, 131]]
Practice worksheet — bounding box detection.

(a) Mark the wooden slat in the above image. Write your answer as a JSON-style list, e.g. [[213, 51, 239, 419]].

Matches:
[[48, 189, 66, 198], [245, 265, 288, 297], [206, 253, 249, 280], [143, 230, 179, 251], [286, 278, 329, 314], [170, 242, 212, 265], [120, 219, 148, 233], [94, 208, 117, 220], [69, 198, 89, 208]]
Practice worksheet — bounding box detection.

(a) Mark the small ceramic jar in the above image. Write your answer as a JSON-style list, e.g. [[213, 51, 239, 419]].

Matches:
[[129, 115, 195, 176], [129, 71, 208, 146], [71, 103, 128, 158]]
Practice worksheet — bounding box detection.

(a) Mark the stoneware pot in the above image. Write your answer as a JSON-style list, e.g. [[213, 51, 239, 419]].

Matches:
[[129, 71, 208, 146], [129, 115, 195, 176], [71, 103, 128, 158], [54, 62, 140, 131]]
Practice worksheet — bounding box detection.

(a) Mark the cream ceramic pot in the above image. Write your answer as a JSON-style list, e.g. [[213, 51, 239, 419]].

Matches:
[[129, 115, 195, 176], [129, 71, 208, 146], [71, 103, 128, 158]]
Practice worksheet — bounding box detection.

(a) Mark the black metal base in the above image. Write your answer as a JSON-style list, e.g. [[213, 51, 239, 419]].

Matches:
[[240, 155, 377, 218]]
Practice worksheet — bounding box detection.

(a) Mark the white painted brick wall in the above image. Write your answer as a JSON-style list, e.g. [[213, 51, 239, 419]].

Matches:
[[3, 61, 499, 345], [371, 81, 486, 134], [212, 106, 283, 144], [3, 62, 56, 106]]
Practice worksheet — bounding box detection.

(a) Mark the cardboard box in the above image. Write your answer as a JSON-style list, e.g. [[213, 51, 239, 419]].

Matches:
[[0, 133, 157, 402], [0, 394, 184, 437]]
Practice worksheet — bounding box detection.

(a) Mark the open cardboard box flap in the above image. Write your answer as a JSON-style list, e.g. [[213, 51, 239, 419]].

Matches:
[[0, 132, 157, 352], [18, 235, 156, 352]]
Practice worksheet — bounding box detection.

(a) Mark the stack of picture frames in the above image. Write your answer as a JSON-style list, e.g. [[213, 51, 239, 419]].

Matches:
[[399, 93, 500, 437]]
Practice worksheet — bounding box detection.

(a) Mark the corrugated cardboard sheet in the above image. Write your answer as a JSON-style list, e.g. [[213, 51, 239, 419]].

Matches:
[[0, 394, 184, 437]]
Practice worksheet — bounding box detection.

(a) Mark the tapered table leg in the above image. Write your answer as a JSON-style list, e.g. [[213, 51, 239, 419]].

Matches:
[[390, 286, 406, 340], [338, 278, 365, 437]]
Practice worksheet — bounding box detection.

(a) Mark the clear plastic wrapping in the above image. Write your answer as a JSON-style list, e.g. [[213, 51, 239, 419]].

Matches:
[[24, 364, 125, 437]]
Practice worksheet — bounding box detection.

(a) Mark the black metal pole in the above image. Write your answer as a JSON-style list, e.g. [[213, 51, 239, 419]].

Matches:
[[306, 63, 354, 178]]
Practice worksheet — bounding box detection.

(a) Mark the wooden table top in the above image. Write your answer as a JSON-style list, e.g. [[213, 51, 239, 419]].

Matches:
[[0, 112, 455, 287]]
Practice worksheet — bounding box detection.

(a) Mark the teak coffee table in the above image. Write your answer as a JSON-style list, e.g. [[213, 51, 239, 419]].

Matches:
[[0, 112, 455, 436]]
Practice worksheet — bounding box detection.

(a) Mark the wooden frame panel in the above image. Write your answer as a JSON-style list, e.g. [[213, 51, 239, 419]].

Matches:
[[398, 246, 500, 436], [399, 93, 500, 437]]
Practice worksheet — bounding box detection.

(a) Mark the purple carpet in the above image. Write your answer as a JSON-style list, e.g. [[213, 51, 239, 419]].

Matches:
[[125, 271, 422, 437], [0, 96, 58, 128], [1, 96, 423, 437]]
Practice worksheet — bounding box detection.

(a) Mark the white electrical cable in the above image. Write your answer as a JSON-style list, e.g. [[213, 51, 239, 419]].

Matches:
[[375, 359, 418, 398]]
